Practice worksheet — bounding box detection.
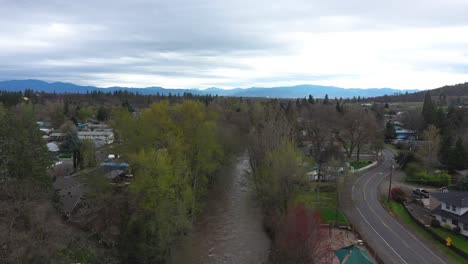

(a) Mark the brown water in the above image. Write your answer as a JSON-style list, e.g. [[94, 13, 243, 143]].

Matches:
[[172, 154, 270, 264]]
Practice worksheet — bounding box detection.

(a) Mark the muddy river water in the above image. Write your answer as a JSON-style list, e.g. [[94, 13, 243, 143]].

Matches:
[[173, 155, 270, 264]]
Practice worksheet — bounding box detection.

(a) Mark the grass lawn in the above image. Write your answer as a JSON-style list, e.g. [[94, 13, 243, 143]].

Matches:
[[383, 200, 467, 264], [431, 227, 468, 253], [294, 192, 348, 225], [350, 160, 372, 170]]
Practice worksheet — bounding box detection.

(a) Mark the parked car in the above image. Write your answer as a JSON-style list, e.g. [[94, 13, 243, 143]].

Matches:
[[413, 188, 429, 198]]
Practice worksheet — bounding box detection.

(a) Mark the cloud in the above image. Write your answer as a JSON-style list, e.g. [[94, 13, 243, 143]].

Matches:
[[1, 0, 468, 89]]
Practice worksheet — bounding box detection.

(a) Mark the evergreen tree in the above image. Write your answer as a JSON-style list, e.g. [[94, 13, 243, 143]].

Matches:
[[335, 101, 343, 113], [448, 138, 467, 171], [64, 98, 70, 116], [385, 122, 396, 139], [307, 95, 314, 104], [422, 91, 436, 126], [438, 134, 453, 165], [323, 94, 329, 105]]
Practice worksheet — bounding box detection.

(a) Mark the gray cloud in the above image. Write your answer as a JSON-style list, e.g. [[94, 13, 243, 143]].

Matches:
[[1, 0, 468, 88]]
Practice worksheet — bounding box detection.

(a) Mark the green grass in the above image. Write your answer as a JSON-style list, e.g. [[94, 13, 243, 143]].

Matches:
[[431, 227, 468, 253], [383, 200, 467, 264], [58, 153, 72, 159], [350, 160, 372, 170], [294, 192, 347, 224]]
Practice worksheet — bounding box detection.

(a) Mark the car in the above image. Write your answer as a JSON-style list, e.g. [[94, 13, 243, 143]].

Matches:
[[413, 188, 429, 198]]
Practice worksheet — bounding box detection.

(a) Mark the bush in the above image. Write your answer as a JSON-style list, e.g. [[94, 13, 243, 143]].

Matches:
[[390, 187, 404, 202], [443, 224, 452, 230], [453, 226, 461, 234], [431, 219, 441, 228]]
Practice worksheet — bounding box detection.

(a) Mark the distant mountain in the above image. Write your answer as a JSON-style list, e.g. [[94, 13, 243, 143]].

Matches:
[[0, 79, 416, 98], [369, 82, 468, 102]]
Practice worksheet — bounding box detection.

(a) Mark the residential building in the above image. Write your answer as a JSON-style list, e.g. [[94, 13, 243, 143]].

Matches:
[[431, 192, 468, 236], [77, 131, 114, 143]]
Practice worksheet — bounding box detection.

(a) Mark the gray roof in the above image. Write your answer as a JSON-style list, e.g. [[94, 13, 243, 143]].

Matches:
[[431, 192, 468, 208], [105, 169, 125, 179], [54, 176, 84, 214], [455, 170, 468, 177], [432, 206, 468, 225]]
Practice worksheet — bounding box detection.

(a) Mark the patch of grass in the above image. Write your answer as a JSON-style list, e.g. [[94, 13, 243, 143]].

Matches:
[[59, 153, 72, 159], [294, 192, 347, 225], [350, 160, 372, 170], [431, 227, 468, 253], [383, 200, 467, 264]]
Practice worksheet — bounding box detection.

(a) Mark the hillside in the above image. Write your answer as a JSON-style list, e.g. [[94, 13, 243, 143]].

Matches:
[[369, 82, 468, 102], [0, 79, 415, 99]]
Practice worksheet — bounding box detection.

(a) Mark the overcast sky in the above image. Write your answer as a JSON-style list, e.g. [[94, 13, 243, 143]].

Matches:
[[1, 0, 468, 90]]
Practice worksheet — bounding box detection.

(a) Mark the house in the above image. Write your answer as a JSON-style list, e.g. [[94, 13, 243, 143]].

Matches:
[[394, 128, 416, 141], [53, 176, 84, 217], [105, 169, 126, 182], [431, 192, 468, 236], [50, 132, 65, 142], [77, 131, 114, 144], [454, 170, 468, 182]]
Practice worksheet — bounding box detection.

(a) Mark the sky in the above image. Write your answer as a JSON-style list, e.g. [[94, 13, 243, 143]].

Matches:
[[1, 0, 468, 90]]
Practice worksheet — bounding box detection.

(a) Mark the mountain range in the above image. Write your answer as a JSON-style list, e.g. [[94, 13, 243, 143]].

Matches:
[[0, 79, 419, 98]]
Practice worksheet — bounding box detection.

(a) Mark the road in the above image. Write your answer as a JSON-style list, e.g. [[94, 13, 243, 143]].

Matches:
[[346, 148, 452, 264]]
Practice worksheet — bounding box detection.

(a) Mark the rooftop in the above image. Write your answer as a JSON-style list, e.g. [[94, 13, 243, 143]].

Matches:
[[431, 192, 468, 208]]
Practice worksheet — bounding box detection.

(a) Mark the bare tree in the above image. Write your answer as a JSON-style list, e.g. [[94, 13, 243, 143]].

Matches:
[[417, 125, 440, 167]]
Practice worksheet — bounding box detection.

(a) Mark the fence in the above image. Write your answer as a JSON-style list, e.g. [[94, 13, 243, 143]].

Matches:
[[400, 201, 468, 259]]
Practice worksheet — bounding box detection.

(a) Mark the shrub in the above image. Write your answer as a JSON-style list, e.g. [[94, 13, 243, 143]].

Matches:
[[443, 224, 452, 230], [453, 226, 461, 234], [430, 219, 441, 228], [390, 187, 404, 202]]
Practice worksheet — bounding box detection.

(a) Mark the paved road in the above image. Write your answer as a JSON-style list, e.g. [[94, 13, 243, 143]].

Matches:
[[347, 149, 452, 264]]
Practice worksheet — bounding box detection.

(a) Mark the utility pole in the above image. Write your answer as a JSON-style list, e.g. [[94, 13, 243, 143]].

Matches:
[[387, 163, 395, 202]]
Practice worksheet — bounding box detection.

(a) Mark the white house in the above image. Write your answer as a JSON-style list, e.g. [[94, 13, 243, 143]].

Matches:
[[431, 192, 468, 236]]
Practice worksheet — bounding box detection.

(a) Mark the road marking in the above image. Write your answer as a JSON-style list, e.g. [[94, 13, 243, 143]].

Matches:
[[356, 207, 409, 264], [358, 149, 448, 264], [362, 168, 428, 262], [369, 173, 449, 264]]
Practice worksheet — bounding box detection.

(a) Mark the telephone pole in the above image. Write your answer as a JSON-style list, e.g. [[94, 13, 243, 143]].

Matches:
[[387, 163, 395, 202]]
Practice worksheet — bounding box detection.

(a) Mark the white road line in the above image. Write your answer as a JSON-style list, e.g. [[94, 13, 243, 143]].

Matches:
[[356, 207, 409, 264], [362, 168, 428, 262], [370, 170, 449, 263], [360, 149, 448, 264]]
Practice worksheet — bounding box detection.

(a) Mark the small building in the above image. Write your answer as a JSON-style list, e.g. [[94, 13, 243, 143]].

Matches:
[[50, 132, 65, 142], [47, 142, 60, 152], [431, 192, 468, 236], [100, 162, 129, 172], [53, 176, 84, 217], [394, 128, 416, 140], [105, 169, 126, 182], [77, 131, 114, 142], [455, 170, 468, 182]]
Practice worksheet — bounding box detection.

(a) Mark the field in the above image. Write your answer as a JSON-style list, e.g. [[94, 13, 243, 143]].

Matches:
[[294, 190, 348, 225]]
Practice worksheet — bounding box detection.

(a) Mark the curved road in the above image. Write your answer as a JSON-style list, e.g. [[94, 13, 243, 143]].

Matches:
[[347, 148, 451, 264]]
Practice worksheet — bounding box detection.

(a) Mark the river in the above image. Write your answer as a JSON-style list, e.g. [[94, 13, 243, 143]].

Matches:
[[173, 154, 270, 264]]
